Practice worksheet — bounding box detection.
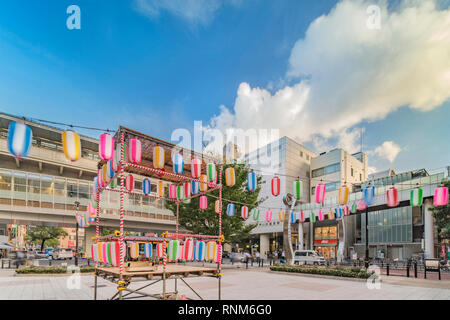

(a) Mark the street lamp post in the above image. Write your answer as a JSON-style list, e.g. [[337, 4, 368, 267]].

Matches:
[[74, 201, 80, 267], [365, 207, 369, 269]]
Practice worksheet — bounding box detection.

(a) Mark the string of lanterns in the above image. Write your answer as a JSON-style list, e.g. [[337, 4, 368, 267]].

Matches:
[[5, 121, 449, 224]]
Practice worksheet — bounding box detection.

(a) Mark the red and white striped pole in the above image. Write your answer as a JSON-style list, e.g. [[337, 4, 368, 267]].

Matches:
[[218, 164, 223, 300], [118, 131, 126, 299]]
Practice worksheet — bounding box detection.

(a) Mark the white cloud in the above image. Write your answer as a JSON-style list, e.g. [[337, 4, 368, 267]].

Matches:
[[133, 0, 241, 25], [372, 141, 402, 163], [206, 0, 450, 152]]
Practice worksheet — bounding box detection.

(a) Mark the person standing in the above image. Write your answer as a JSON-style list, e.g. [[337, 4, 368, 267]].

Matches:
[[230, 251, 235, 265], [255, 251, 261, 267]]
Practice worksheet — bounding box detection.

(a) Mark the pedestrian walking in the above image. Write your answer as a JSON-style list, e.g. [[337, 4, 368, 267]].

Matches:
[[230, 251, 235, 265], [255, 251, 261, 267]]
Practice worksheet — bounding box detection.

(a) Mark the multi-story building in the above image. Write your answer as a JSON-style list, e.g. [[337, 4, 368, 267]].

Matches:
[[243, 136, 317, 255], [0, 112, 177, 256]]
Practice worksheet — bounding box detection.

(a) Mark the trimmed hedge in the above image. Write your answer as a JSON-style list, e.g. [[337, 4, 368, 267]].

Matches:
[[270, 265, 374, 279], [16, 266, 95, 274]]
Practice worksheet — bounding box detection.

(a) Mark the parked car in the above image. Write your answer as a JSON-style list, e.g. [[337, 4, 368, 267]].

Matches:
[[293, 250, 326, 266], [52, 249, 73, 260], [34, 251, 49, 259]]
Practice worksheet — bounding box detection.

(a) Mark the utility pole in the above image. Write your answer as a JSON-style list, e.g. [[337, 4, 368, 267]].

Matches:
[[74, 201, 80, 266]]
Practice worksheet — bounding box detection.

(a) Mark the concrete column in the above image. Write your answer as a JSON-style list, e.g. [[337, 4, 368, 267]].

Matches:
[[260, 234, 270, 259], [84, 227, 97, 259], [423, 199, 434, 258]]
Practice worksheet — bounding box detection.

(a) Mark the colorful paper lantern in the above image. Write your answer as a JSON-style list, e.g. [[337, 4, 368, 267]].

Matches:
[[157, 181, 164, 197], [344, 206, 350, 216], [194, 241, 206, 261], [142, 178, 151, 195], [386, 187, 398, 207], [184, 238, 194, 261], [315, 184, 326, 203], [125, 174, 134, 192], [318, 210, 325, 221], [199, 195, 207, 209], [328, 209, 334, 220], [172, 153, 184, 174], [206, 241, 217, 261], [99, 133, 115, 161], [167, 240, 179, 261], [252, 208, 260, 221], [111, 242, 124, 267], [278, 210, 285, 222], [338, 185, 349, 205], [215, 200, 221, 214], [176, 185, 185, 200], [153, 146, 165, 169], [434, 186, 449, 206], [293, 180, 302, 199], [191, 181, 200, 195], [207, 163, 217, 183], [410, 187, 423, 207], [298, 211, 304, 223], [98, 169, 106, 188], [357, 200, 367, 211], [169, 184, 177, 199], [178, 245, 184, 261], [247, 172, 256, 191], [156, 243, 165, 258], [227, 203, 235, 217], [128, 138, 142, 164], [310, 211, 316, 223], [290, 211, 297, 223], [241, 206, 248, 219], [199, 174, 208, 192], [334, 208, 343, 219], [106, 160, 116, 180], [62, 129, 80, 161], [129, 242, 140, 259], [92, 177, 98, 196], [87, 200, 96, 218], [191, 158, 201, 178], [183, 182, 191, 198], [363, 186, 375, 206], [144, 243, 153, 258], [271, 176, 281, 197], [266, 210, 273, 222], [225, 167, 236, 187]]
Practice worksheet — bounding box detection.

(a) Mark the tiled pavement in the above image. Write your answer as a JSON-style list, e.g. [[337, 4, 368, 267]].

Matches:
[[0, 268, 449, 300]]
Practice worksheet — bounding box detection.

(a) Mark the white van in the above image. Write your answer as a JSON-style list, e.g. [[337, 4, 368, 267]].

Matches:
[[52, 249, 73, 260], [293, 250, 326, 266]]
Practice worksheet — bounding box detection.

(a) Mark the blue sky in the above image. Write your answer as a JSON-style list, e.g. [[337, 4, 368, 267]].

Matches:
[[0, 0, 449, 175]]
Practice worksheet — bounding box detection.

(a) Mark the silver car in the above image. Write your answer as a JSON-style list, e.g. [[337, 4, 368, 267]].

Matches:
[[293, 250, 326, 266]]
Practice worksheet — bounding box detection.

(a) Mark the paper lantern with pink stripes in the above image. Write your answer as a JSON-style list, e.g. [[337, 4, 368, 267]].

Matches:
[[434, 186, 448, 206], [99, 133, 115, 160], [271, 176, 281, 197], [315, 184, 326, 203], [199, 196, 208, 210], [128, 138, 142, 164], [125, 174, 134, 192]]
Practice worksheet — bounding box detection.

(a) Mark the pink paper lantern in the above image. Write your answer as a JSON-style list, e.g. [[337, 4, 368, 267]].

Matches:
[[318, 210, 325, 221], [169, 185, 177, 199], [434, 186, 448, 206], [199, 196, 207, 210], [99, 133, 115, 160], [128, 138, 142, 164], [357, 200, 367, 211], [315, 184, 326, 203], [266, 210, 273, 222], [386, 187, 399, 207]]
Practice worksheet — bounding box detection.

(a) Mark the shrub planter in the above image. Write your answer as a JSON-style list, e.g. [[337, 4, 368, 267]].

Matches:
[[270, 265, 374, 279], [15, 265, 95, 275]]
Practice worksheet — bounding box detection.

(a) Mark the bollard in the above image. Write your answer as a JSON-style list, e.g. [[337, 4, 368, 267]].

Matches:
[[414, 261, 417, 278], [406, 264, 410, 277], [387, 263, 389, 276]]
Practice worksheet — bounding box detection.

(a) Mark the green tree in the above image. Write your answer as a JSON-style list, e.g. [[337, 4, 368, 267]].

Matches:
[[25, 226, 68, 249], [165, 163, 265, 244], [431, 180, 450, 240]]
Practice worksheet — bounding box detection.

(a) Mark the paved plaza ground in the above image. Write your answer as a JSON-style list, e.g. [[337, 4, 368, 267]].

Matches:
[[0, 266, 449, 300]]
